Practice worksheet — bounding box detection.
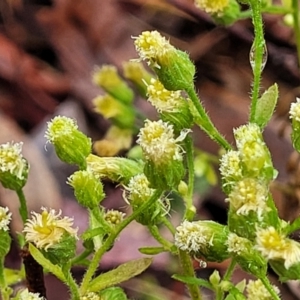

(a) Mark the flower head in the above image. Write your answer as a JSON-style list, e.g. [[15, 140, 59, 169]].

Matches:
[[45, 116, 92, 168], [133, 31, 195, 91], [23, 207, 78, 251], [104, 210, 126, 226], [219, 150, 242, 189], [255, 226, 300, 269], [226, 178, 269, 219], [137, 119, 188, 165], [194, 0, 229, 15], [0, 206, 12, 231], [290, 98, 300, 122], [226, 233, 248, 256], [246, 279, 280, 300], [0, 142, 29, 190], [175, 220, 230, 261], [19, 289, 45, 300]]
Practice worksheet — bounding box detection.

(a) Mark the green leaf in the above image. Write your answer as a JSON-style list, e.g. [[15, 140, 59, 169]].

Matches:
[[138, 246, 166, 255], [4, 268, 24, 286], [0, 231, 11, 257], [254, 83, 278, 129], [28, 243, 66, 283], [172, 274, 213, 290], [88, 257, 152, 292]]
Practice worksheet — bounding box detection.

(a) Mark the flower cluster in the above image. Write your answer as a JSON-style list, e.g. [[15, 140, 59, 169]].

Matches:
[[0, 206, 12, 231], [246, 279, 280, 300]]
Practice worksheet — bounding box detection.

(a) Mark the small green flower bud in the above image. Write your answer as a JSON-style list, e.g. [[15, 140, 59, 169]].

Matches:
[[104, 209, 125, 226], [174, 220, 230, 262], [67, 170, 105, 208], [227, 233, 267, 278], [133, 31, 195, 91], [146, 78, 194, 130], [86, 154, 143, 185], [123, 61, 153, 98], [211, 0, 241, 26], [124, 174, 169, 225], [234, 123, 277, 181], [93, 94, 135, 129], [253, 83, 278, 129], [209, 270, 221, 288], [99, 287, 128, 300], [137, 119, 189, 189], [93, 65, 134, 104], [45, 116, 92, 168], [0, 142, 29, 190]]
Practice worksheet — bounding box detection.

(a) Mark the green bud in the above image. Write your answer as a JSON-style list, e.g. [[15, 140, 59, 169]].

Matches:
[[99, 287, 128, 300], [67, 170, 105, 208], [0, 142, 29, 190], [93, 65, 134, 104], [45, 116, 92, 168], [253, 83, 279, 129], [212, 0, 241, 26], [209, 270, 221, 288], [175, 220, 230, 262]]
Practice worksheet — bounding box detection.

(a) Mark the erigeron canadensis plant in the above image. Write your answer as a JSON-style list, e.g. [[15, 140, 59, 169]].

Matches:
[[0, 0, 300, 299]]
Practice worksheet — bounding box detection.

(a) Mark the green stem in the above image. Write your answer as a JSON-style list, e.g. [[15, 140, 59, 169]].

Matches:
[[16, 189, 28, 225], [71, 249, 93, 266], [178, 249, 202, 300], [148, 225, 174, 251], [216, 259, 237, 300], [65, 269, 80, 300], [161, 216, 176, 235], [249, 0, 265, 122], [260, 276, 281, 300], [292, 0, 300, 67], [185, 87, 231, 151], [80, 190, 163, 295], [183, 136, 196, 221]]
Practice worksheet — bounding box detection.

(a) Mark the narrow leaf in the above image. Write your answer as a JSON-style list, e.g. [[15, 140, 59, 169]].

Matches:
[[172, 274, 213, 290], [28, 243, 66, 283], [138, 246, 166, 255], [88, 257, 152, 292]]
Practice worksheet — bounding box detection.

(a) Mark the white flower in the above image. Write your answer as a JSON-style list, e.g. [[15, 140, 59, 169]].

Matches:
[[19, 289, 45, 300], [137, 119, 189, 165], [246, 279, 280, 300], [23, 207, 78, 250], [194, 0, 229, 14], [255, 226, 300, 269], [0, 142, 27, 180], [80, 292, 100, 300], [174, 220, 211, 253], [226, 233, 248, 256], [0, 206, 12, 231], [290, 98, 300, 122]]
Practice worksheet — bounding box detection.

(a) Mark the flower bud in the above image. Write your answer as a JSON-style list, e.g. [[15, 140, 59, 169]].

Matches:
[[67, 170, 105, 209], [104, 209, 125, 226], [137, 119, 189, 189], [290, 98, 300, 152], [99, 287, 128, 300], [93, 65, 134, 104], [93, 94, 135, 129], [174, 220, 230, 262], [45, 116, 92, 168], [211, 0, 241, 26], [86, 154, 143, 185], [123, 61, 153, 98], [0, 142, 29, 190], [124, 174, 169, 225], [133, 31, 195, 91]]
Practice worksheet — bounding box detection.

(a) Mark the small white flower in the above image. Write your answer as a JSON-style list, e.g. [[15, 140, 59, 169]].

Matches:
[[219, 150, 242, 185], [19, 288, 45, 300], [137, 119, 189, 165], [80, 292, 100, 300], [174, 220, 210, 253], [226, 233, 248, 255], [0, 206, 12, 231], [194, 0, 229, 14], [246, 279, 280, 300], [0, 142, 27, 180], [45, 116, 78, 143], [290, 98, 300, 122], [255, 226, 300, 269], [23, 207, 78, 251]]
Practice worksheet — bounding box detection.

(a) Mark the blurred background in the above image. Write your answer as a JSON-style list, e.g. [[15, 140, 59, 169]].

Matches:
[[1, 0, 300, 299]]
